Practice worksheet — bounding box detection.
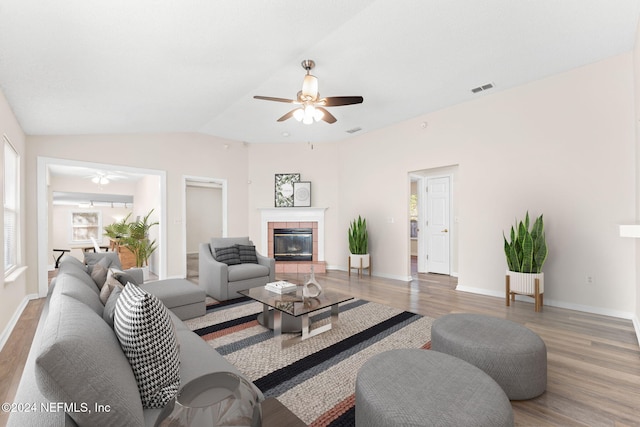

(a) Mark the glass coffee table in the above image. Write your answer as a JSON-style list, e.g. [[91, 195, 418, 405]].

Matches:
[[239, 286, 353, 348]]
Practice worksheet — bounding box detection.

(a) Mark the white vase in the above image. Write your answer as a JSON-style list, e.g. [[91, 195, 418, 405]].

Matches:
[[303, 265, 322, 298]]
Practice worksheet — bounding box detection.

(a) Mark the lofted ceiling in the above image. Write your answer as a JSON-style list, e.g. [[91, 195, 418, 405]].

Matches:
[[1, 0, 639, 144]]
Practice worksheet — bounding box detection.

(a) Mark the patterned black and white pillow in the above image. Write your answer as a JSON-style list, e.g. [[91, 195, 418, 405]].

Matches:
[[114, 283, 180, 408], [235, 244, 258, 264], [215, 246, 241, 265]]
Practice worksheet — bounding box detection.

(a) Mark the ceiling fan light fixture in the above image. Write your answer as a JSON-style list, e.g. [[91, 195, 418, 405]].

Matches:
[[313, 107, 324, 121], [302, 111, 314, 125], [294, 105, 322, 125], [301, 74, 318, 99], [293, 108, 305, 122], [92, 176, 109, 185]]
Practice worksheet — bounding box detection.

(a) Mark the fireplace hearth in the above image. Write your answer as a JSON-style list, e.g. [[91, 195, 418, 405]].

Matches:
[[273, 228, 313, 261]]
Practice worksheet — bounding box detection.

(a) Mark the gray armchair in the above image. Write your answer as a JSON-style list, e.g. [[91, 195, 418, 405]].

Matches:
[[199, 237, 275, 301]]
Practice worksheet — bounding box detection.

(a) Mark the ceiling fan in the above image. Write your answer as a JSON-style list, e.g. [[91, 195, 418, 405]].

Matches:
[[84, 171, 127, 185], [254, 60, 363, 125]]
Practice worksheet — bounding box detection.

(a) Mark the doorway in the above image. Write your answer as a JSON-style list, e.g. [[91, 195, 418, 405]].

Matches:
[[183, 176, 227, 280], [409, 166, 458, 277], [37, 157, 167, 297]]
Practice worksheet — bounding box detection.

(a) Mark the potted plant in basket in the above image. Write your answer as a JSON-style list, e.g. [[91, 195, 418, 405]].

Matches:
[[503, 212, 548, 311], [348, 215, 370, 276], [104, 209, 158, 278], [121, 209, 158, 278]]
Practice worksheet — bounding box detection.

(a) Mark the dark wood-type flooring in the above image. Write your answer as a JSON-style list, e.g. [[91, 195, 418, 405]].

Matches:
[[1, 266, 639, 426]]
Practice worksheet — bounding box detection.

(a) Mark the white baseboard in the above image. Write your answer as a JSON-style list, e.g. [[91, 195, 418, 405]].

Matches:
[[455, 285, 636, 320], [327, 266, 412, 282], [0, 293, 39, 353]]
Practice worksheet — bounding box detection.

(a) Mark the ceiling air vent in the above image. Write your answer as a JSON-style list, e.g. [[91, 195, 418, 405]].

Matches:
[[471, 82, 494, 94], [346, 127, 362, 134]]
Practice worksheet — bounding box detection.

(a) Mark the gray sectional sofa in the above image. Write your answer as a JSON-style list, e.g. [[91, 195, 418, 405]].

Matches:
[[7, 254, 262, 427]]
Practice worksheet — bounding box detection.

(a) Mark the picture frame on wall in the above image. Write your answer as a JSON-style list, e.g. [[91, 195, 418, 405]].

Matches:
[[275, 173, 300, 207], [293, 181, 311, 207]]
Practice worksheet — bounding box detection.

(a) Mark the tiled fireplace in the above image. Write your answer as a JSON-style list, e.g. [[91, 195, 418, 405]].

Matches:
[[259, 208, 327, 274]]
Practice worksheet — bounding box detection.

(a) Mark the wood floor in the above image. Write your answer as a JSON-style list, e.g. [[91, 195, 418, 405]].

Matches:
[[2, 269, 639, 426]]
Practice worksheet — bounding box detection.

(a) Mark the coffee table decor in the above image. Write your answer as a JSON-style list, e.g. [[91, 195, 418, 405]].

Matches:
[[302, 265, 322, 298], [265, 280, 297, 294]]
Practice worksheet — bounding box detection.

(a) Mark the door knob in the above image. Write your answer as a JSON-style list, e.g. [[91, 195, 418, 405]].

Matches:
[[441, 229, 448, 233]]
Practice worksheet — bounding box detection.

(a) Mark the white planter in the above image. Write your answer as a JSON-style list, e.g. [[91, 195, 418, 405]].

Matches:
[[506, 270, 544, 294], [506, 270, 544, 312], [349, 253, 371, 278], [350, 254, 370, 269], [141, 266, 150, 281]]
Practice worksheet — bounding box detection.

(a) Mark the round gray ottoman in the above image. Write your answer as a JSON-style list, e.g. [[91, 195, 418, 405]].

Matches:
[[355, 349, 513, 427], [431, 313, 547, 400]]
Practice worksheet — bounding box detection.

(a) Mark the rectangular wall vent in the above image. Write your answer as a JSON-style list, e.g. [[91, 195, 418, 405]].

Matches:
[[346, 127, 362, 134], [471, 82, 494, 94]]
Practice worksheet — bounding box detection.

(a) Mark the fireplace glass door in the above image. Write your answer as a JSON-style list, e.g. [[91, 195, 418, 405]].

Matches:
[[273, 228, 313, 261]]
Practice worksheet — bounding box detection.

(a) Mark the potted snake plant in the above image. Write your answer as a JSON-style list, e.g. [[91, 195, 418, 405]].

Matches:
[[503, 212, 548, 311], [348, 215, 370, 275]]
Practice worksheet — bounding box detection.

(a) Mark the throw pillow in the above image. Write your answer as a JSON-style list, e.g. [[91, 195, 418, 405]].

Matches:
[[112, 269, 140, 286], [114, 284, 180, 408], [100, 269, 125, 304], [235, 244, 258, 264], [85, 252, 123, 272], [103, 285, 123, 328], [215, 246, 241, 265], [90, 256, 112, 289]]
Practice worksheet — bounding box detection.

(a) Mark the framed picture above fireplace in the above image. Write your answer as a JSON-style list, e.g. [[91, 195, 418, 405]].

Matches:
[[274, 173, 300, 207], [294, 181, 311, 207]]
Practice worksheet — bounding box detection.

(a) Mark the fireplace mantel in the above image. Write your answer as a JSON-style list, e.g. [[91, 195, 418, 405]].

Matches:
[[259, 207, 327, 261]]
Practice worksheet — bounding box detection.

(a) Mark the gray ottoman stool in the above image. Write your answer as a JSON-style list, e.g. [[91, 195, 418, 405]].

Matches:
[[431, 313, 547, 400], [355, 349, 513, 427], [140, 279, 206, 320]]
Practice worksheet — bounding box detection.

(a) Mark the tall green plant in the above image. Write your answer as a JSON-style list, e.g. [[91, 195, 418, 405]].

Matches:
[[104, 210, 159, 267], [503, 212, 548, 273], [103, 213, 132, 240], [348, 216, 369, 254], [122, 209, 159, 267]]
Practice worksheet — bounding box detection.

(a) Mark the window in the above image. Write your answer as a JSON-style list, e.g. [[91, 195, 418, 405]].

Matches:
[[71, 211, 102, 243], [4, 135, 19, 275]]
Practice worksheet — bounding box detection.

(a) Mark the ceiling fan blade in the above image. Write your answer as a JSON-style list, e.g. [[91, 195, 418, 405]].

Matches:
[[277, 109, 297, 122], [317, 107, 337, 124], [322, 96, 364, 107], [254, 95, 296, 103]]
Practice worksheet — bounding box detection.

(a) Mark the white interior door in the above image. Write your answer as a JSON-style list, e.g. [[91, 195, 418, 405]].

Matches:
[[426, 176, 450, 274]]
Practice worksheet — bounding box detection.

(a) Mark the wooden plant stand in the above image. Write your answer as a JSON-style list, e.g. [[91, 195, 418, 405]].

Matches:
[[348, 255, 371, 278], [505, 274, 543, 312]]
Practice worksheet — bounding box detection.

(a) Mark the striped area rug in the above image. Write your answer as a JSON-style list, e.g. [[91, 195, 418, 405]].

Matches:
[[185, 297, 434, 426]]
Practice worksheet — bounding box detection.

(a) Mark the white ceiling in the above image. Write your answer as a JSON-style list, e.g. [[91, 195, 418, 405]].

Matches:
[[1, 0, 639, 144]]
